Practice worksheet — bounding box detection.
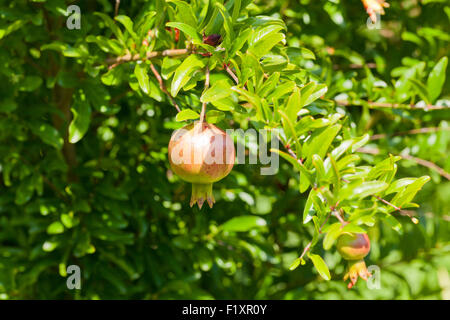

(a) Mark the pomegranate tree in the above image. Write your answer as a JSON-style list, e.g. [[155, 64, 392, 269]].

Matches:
[[168, 121, 235, 209], [336, 232, 372, 289]]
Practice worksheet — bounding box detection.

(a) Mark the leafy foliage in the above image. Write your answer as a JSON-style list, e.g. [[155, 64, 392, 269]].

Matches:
[[0, 0, 449, 299]]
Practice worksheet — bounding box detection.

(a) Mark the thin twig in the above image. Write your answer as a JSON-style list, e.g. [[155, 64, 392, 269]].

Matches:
[[199, 65, 210, 124], [114, 0, 120, 17], [357, 147, 450, 181], [333, 62, 377, 70], [401, 153, 450, 181], [375, 195, 401, 211], [332, 209, 346, 224], [149, 63, 181, 112], [106, 48, 190, 66], [370, 127, 450, 140], [299, 211, 332, 260], [224, 64, 239, 85], [299, 242, 312, 260], [374, 196, 418, 223], [336, 99, 447, 111]]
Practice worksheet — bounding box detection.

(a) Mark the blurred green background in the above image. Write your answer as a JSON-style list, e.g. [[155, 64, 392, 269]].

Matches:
[[0, 0, 449, 299]]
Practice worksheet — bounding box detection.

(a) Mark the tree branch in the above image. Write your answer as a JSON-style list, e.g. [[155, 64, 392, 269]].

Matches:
[[370, 127, 450, 140], [336, 99, 447, 111], [106, 48, 191, 66]]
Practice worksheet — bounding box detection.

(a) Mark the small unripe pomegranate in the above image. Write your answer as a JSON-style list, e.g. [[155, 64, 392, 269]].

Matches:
[[168, 122, 235, 209], [336, 232, 372, 289], [336, 232, 370, 260]]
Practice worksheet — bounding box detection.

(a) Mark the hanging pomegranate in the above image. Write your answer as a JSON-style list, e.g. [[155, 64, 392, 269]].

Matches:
[[336, 232, 372, 289], [168, 122, 235, 209]]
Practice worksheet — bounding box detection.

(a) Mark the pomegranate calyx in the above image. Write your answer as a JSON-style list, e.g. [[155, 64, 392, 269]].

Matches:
[[190, 183, 215, 209], [344, 259, 372, 289]]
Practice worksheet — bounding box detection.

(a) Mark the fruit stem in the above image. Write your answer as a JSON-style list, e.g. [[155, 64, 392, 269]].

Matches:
[[199, 65, 210, 125], [190, 183, 215, 209]]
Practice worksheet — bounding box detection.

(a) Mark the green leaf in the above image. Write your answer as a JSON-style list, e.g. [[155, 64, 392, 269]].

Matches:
[[384, 178, 416, 195], [216, 2, 234, 48], [284, 87, 301, 122], [15, 177, 34, 205], [303, 124, 341, 161], [249, 31, 284, 59], [171, 55, 205, 97], [201, 80, 232, 103], [166, 22, 201, 42], [168, 0, 197, 28], [312, 154, 326, 182], [339, 181, 388, 201], [30, 122, 64, 150], [47, 221, 65, 235], [101, 67, 123, 86], [0, 99, 17, 113], [175, 109, 199, 122], [161, 57, 181, 80], [229, 28, 252, 58], [94, 12, 125, 45], [270, 148, 314, 189], [69, 98, 91, 144], [323, 223, 342, 250], [409, 79, 431, 105], [301, 83, 327, 107], [134, 63, 151, 95], [303, 189, 317, 223], [115, 15, 138, 42], [289, 258, 302, 271], [390, 176, 430, 209], [205, 110, 225, 123], [427, 56, 448, 103], [19, 76, 42, 91], [308, 253, 331, 281], [220, 215, 267, 232]]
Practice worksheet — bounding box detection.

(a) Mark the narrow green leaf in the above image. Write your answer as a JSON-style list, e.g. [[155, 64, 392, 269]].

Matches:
[[308, 253, 331, 281], [427, 56, 448, 102], [302, 83, 327, 107], [166, 22, 201, 42], [303, 124, 341, 161], [220, 215, 267, 232], [201, 80, 233, 103], [175, 109, 199, 122], [339, 181, 388, 201], [390, 176, 430, 209], [409, 78, 431, 105], [134, 63, 151, 95], [69, 99, 91, 144], [30, 122, 64, 150], [206, 110, 225, 123], [171, 55, 205, 97], [284, 87, 301, 122], [115, 15, 138, 42]]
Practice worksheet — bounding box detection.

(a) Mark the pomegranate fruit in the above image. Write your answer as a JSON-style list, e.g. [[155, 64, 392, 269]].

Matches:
[[336, 232, 370, 260], [336, 232, 372, 289], [168, 121, 235, 209]]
